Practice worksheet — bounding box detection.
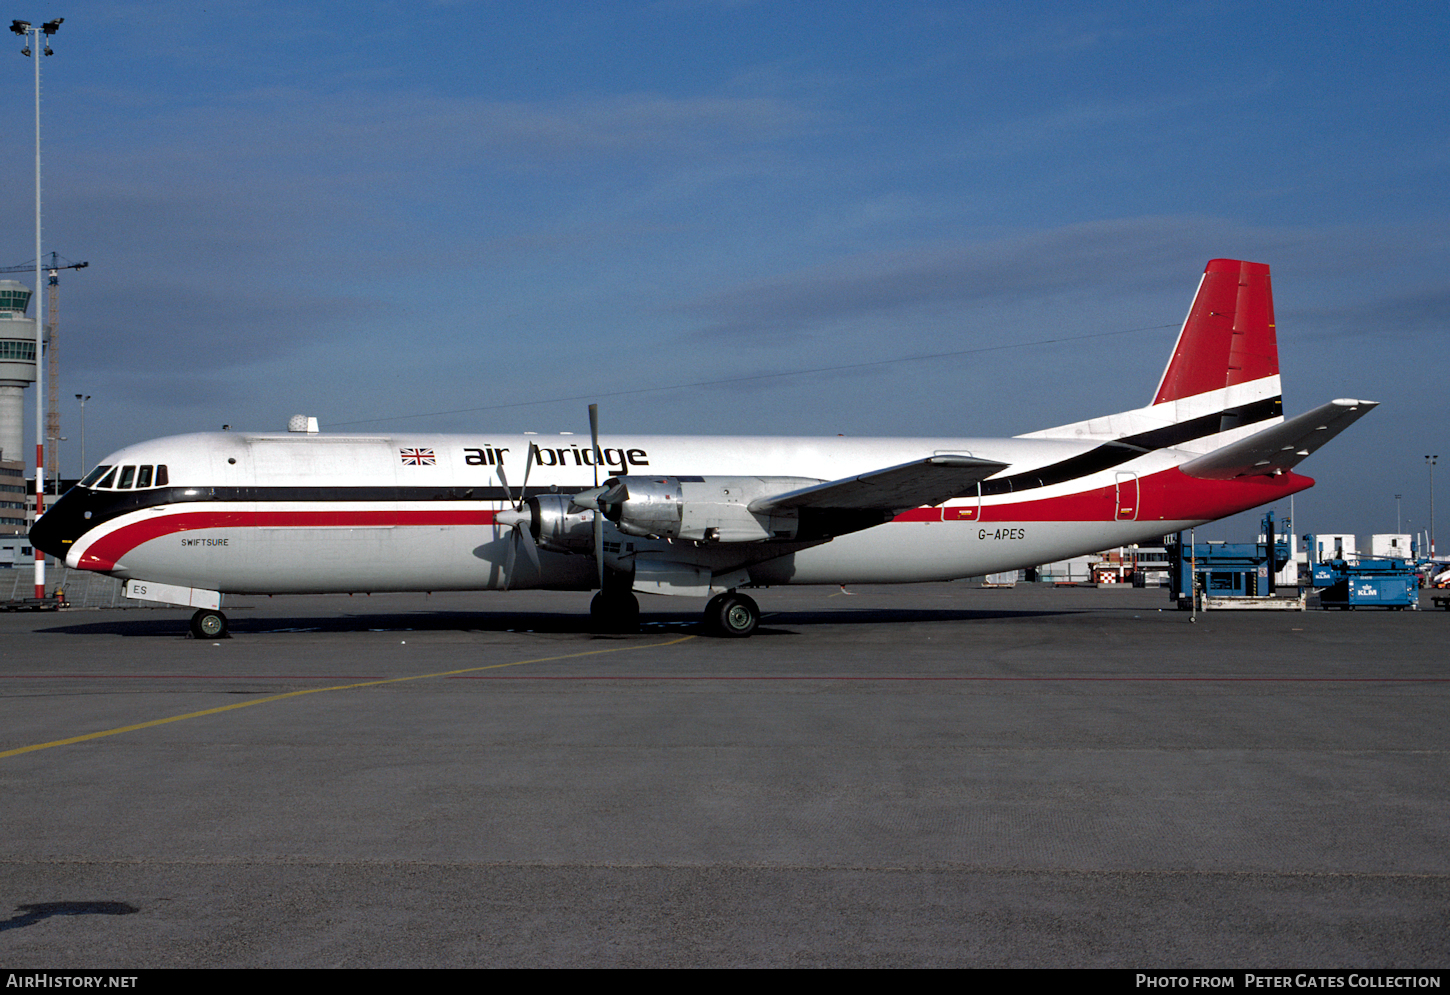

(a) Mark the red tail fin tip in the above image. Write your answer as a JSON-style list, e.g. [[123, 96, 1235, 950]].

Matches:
[[1152, 259, 1279, 405]]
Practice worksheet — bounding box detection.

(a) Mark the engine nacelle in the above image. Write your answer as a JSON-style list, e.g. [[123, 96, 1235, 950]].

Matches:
[[596, 475, 822, 543], [527, 493, 596, 553]]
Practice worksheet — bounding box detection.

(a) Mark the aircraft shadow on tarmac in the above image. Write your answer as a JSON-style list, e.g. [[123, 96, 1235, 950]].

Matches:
[[38, 606, 1075, 638], [0, 902, 138, 933]]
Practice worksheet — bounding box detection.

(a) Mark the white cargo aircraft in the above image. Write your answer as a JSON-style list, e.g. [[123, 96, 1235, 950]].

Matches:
[[31, 259, 1375, 638]]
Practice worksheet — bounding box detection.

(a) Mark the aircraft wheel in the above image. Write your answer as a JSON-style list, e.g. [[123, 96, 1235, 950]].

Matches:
[[589, 591, 639, 633], [190, 608, 229, 639], [705, 592, 758, 638]]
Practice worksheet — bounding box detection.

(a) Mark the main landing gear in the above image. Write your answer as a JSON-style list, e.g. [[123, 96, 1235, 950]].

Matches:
[[190, 608, 229, 639], [589, 590, 640, 633], [703, 591, 760, 638], [589, 588, 762, 637]]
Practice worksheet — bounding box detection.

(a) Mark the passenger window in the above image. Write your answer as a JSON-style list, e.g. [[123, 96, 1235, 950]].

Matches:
[[137, 466, 154, 488], [155, 465, 169, 486], [118, 466, 136, 489], [96, 467, 117, 489], [80, 465, 112, 488]]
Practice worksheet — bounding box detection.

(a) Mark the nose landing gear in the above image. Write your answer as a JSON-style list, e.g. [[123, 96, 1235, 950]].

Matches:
[[190, 608, 229, 639]]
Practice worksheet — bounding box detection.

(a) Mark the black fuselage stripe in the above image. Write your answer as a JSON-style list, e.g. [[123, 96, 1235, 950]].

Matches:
[[30, 485, 579, 553], [979, 396, 1282, 496], [81, 483, 573, 512], [1118, 396, 1282, 453]]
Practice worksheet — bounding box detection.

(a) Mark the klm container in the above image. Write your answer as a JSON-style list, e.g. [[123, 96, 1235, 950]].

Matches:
[[1312, 558, 1419, 610]]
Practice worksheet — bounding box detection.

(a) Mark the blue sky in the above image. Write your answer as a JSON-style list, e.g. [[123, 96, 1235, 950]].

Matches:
[[2, 1, 1446, 541]]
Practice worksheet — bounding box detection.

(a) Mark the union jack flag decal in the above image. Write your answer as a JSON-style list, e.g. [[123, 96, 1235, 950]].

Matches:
[[399, 448, 436, 466]]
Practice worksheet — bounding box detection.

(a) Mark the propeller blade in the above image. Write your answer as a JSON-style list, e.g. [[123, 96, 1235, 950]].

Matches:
[[519, 436, 535, 504], [496, 463, 514, 591], [497, 463, 516, 591], [498, 447, 541, 590], [521, 525, 541, 572], [503, 529, 518, 592], [496, 464, 513, 508], [522, 440, 545, 574], [588, 403, 600, 488], [594, 507, 604, 591], [587, 402, 605, 590]]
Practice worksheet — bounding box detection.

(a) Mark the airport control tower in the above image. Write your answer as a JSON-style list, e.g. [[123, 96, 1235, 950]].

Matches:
[[0, 280, 37, 465]]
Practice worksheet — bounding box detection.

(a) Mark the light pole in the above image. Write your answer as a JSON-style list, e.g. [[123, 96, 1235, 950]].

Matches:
[[12, 16, 61, 597], [75, 393, 89, 476], [1395, 494, 1402, 534], [1427, 455, 1438, 558]]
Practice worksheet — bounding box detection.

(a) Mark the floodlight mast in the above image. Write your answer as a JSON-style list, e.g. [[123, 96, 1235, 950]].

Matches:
[[13, 15, 60, 598], [1428, 455, 1438, 559], [75, 393, 89, 478]]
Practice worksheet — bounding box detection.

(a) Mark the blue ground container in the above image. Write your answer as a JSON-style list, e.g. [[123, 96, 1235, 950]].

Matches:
[[1311, 559, 1419, 610]]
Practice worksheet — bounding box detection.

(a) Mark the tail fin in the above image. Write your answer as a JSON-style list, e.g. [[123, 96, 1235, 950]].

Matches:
[[1153, 258, 1279, 405], [1019, 259, 1283, 449]]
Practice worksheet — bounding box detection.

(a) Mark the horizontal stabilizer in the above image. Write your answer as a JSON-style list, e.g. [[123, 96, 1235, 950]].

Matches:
[[1178, 399, 1377, 480], [750, 455, 1008, 514]]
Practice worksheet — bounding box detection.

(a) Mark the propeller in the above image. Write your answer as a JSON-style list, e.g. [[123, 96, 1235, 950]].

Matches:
[[564, 404, 618, 592], [589, 403, 604, 591], [494, 442, 539, 591]]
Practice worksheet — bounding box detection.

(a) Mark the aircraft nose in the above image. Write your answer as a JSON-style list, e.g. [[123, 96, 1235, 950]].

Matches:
[[28, 489, 91, 560]]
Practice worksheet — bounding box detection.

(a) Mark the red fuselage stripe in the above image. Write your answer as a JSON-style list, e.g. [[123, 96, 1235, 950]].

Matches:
[[78, 509, 495, 571]]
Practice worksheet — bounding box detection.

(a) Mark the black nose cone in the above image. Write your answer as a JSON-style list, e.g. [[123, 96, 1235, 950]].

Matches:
[[29, 488, 91, 560]]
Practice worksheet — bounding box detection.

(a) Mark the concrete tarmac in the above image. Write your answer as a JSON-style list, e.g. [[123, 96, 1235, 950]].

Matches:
[[0, 583, 1446, 968]]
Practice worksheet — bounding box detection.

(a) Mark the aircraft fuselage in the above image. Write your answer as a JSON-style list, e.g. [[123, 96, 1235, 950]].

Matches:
[[33, 428, 1311, 596]]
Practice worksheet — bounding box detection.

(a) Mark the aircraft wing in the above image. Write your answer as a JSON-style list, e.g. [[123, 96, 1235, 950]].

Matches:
[[748, 455, 1009, 515], [1179, 399, 1378, 481]]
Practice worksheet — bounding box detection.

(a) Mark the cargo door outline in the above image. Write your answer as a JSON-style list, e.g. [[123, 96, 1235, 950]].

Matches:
[[933, 451, 980, 523], [1115, 472, 1139, 521], [941, 480, 981, 523]]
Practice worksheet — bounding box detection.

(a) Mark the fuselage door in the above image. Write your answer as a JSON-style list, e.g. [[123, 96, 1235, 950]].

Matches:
[[941, 481, 981, 523], [935, 451, 980, 523], [1115, 471, 1139, 521]]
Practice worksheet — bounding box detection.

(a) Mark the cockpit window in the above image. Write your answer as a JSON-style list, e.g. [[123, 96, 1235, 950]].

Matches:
[[83, 462, 170, 489]]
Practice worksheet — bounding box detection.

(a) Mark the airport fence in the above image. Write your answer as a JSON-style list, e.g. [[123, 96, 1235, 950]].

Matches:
[[0, 566, 143, 608]]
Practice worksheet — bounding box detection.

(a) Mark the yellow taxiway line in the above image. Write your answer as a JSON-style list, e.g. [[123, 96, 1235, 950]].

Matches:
[[0, 635, 695, 760]]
